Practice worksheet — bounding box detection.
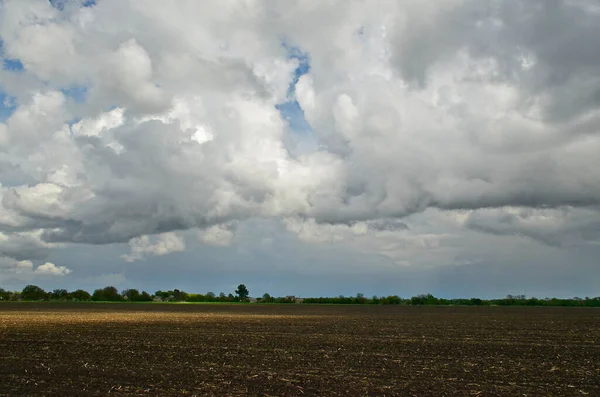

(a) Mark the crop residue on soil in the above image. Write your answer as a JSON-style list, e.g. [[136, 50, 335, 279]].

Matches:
[[0, 303, 599, 396]]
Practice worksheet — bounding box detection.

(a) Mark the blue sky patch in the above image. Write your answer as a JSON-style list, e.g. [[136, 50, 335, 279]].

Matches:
[[283, 44, 310, 97], [0, 92, 16, 122], [277, 44, 312, 133], [62, 85, 88, 103], [49, 0, 67, 10], [3, 58, 24, 71], [1, 39, 25, 72], [276, 101, 312, 132], [50, 0, 96, 10]]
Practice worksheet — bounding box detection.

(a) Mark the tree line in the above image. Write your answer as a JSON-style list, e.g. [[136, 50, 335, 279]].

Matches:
[[301, 293, 600, 307], [0, 284, 251, 303], [1, 285, 599, 307]]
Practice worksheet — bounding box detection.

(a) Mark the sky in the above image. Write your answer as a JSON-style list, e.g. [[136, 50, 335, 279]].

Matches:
[[0, 0, 599, 299]]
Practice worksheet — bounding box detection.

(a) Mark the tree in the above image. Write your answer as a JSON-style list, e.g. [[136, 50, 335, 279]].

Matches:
[[21, 285, 47, 301], [139, 291, 153, 301], [0, 288, 10, 301], [235, 284, 249, 301], [91, 289, 104, 301], [92, 286, 122, 301], [355, 293, 366, 304], [261, 293, 273, 303], [9, 291, 21, 301], [122, 288, 141, 301], [470, 298, 483, 306], [71, 289, 91, 301], [154, 290, 170, 301], [52, 289, 70, 301], [104, 286, 122, 301], [172, 289, 188, 302], [410, 294, 438, 305]]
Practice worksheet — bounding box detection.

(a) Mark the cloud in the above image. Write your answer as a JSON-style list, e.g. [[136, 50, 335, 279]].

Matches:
[[0, 259, 71, 283], [81, 272, 126, 287], [14, 260, 34, 273], [34, 261, 72, 276], [0, 123, 7, 147], [464, 206, 600, 247], [283, 217, 368, 244], [0, 0, 597, 266], [122, 232, 186, 262], [0, 229, 61, 261], [199, 223, 236, 247]]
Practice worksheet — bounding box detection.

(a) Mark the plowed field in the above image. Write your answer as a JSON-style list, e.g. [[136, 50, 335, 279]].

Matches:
[[1, 303, 599, 396]]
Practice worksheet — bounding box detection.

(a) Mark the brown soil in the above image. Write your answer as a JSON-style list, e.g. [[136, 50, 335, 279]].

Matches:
[[0, 303, 599, 396]]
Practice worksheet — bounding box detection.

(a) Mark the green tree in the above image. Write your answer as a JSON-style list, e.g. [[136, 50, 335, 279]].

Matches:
[[470, 298, 483, 306], [154, 290, 170, 301], [92, 286, 122, 301], [139, 291, 153, 301], [172, 289, 188, 302], [91, 288, 104, 301], [122, 288, 141, 301], [410, 294, 438, 305], [21, 285, 47, 301], [235, 284, 249, 301], [261, 293, 273, 303], [71, 289, 91, 301], [0, 288, 10, 301], [52, 289, 70, 301]]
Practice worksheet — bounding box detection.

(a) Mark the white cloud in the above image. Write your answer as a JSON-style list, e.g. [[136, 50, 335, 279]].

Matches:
[[15, 260, 34, 272], [34, 261, 72, 276], [97, 38, 168, 114], [4, 91, 68, 148], [71, 108, 125, 138], [123, 232, 186, 262], [199, 224, 236, 247], [0, 0, 598, 276], [0, 259, 71, 282]]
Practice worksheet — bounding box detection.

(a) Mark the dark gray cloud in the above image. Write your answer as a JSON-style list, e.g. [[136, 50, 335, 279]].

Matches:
[[393, 1, 600, 122], [0, 233, 50, 261], [465, 206, 600, 247]]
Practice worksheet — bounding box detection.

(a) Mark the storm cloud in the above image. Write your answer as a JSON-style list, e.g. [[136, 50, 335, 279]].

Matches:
[[0, 0, 598, 295]]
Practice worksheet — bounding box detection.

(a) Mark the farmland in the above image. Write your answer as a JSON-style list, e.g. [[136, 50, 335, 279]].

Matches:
[[0, 303, 599, 396]]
